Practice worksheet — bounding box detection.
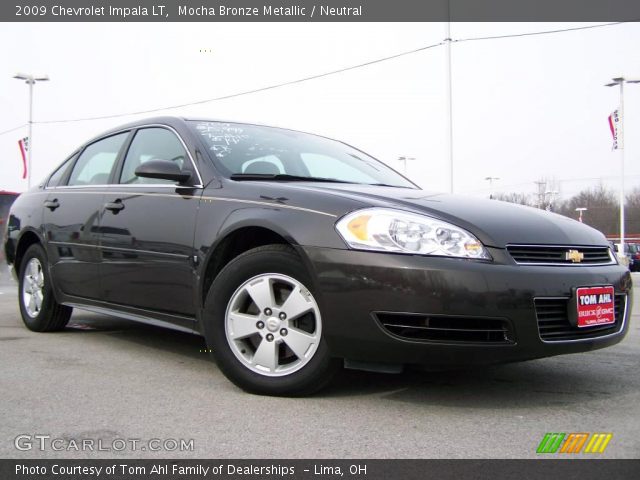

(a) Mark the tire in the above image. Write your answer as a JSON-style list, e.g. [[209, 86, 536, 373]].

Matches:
[[203, 244, 339, 396], [18, 243, 72, 332]]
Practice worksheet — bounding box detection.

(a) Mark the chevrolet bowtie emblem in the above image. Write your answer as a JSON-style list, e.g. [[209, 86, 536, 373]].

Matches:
[[565, 249, 584, 263]]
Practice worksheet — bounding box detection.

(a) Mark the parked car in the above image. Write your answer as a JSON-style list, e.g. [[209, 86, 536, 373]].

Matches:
[[626, 243, 640, 272], [0, 191, 19, 262], [3, 117, 632, 395], [0, 190, 19, 227], [613, 242, 636, 271]]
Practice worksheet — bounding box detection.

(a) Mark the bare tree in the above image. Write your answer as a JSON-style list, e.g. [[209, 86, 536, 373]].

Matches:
[[493, 192, 534, 206], [489, 183, 638, 238], [556, 185, 618, 234], [626, 187, 640, 236]]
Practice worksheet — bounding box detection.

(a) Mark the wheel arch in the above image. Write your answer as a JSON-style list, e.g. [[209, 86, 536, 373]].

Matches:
[[199, 223, 298, 310], [196, 206, 334, 318], [13, 228, 45, 275]]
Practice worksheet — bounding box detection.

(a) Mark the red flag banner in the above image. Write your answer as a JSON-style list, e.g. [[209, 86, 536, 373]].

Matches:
[[608, 109, 621, 150], [18, 137, 28, 179]]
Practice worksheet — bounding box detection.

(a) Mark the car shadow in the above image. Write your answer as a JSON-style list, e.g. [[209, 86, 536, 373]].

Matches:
[[63, 311, 208, 362], [320, 358, 633, 409], [61, 312, 637, 408]]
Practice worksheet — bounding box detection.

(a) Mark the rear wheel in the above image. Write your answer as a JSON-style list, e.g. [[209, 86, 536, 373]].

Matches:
[[203, 245, 338, 396], [18, 243, 72, 332]]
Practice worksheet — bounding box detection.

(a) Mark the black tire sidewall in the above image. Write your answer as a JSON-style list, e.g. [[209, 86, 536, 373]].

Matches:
[[18, 244, 57, 331], [203, 246, 335, 396]]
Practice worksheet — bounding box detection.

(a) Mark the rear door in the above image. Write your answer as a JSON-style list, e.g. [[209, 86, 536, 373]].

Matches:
[[99, 126, 202, 316], [44, 132, 130, 300]]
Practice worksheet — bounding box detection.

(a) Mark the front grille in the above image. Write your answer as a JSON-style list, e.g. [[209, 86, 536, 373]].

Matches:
[[535, 294, 626, 341], [507, 245, 613, 265], [375, 312, 514, 344]]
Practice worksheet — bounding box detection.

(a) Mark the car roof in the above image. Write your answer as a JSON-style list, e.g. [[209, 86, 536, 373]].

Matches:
[[95, 116, 189, 137], [91, 116, 344, 146]]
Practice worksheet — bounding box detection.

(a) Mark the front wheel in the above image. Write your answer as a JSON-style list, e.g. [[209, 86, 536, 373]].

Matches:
[[203, 245, 339, 396], [18, 243, 72, 332]]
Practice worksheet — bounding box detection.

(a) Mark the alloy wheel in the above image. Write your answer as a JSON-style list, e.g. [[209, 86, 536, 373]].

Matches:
[[22, 258, 45, 318], [224, 273, 322, 377]]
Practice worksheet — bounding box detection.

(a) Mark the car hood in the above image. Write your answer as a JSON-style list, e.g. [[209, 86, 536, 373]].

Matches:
[[281, 183, 609, 248]]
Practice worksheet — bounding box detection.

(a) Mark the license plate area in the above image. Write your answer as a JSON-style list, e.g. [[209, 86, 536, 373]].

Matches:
[[575, 286, 615, 328]]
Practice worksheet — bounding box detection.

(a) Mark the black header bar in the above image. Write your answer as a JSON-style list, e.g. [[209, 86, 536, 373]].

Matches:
[[2, 459, 640, 480], [3, 0, 640, 22]]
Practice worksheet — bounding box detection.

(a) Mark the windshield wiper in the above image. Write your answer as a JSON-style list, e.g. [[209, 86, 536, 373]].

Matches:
[[366, 183, 412, 188], [230, 173, 352, 183]]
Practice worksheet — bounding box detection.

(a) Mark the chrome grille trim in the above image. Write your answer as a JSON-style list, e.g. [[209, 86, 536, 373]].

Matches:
[[507, 244, 615, 266]]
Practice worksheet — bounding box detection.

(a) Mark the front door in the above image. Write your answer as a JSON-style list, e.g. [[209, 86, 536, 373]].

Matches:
[[99, 127, 201, 316], [44, 132, 129, 300]]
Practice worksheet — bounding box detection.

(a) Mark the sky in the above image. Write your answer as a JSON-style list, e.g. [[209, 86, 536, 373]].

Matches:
[[1, 22, 639, 203]]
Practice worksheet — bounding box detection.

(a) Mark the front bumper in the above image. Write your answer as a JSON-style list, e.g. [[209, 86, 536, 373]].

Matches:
[[302, 246, 632, 368]]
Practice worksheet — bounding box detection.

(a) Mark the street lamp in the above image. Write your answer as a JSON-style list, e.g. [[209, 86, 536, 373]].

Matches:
[[485, 176, 500, 199], [575, 207, 587, 223], [397, 156, 416, 175], [545, 190, 559, 211], [13, 72, 50, 189], [605, 76, 640, 256]]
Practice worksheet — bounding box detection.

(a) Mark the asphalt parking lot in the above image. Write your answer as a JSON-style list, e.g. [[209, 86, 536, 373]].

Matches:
[[0, 266, 638, 459]]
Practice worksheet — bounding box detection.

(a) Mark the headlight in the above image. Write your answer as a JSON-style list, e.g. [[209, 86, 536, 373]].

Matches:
[[335, 208, 491, 259]]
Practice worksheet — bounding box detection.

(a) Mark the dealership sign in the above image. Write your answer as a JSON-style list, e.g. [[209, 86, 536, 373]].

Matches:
[[575, 286, 615, 327]]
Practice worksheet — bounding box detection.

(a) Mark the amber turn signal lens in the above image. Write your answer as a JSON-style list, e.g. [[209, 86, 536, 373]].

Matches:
[[347, 215, 371, 241]]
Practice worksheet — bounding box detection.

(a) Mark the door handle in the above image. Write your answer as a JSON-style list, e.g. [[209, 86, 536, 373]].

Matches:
[[104, 200, 125, 213], [44, 199, 60, 210]]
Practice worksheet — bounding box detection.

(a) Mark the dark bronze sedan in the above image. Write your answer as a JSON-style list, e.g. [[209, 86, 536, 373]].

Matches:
[[3, 117, 632, 395]]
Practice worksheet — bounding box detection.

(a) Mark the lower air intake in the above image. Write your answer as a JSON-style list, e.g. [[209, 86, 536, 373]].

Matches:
[[535, 294, 626, 341], [375, 312, 514, 344]]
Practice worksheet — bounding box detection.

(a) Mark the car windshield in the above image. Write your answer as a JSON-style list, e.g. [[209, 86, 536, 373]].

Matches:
[[190, 121, 416, 188]]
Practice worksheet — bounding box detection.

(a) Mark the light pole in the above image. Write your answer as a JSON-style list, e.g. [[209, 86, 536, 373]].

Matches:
[[13, 72, 50, 189], [605, 76, 640, 256], [444, 9, 453, 194], [534, 180, 546, 209], [575, 207, 587, 223], [545, 190, 559, 211], [484, 176, 499, 199], [397, 156, 416, 175]]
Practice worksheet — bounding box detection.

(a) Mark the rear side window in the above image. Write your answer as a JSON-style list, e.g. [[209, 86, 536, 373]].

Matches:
[[68, 132, 128, 186], [47, 154, 77, 187], [119, 128, 189, 184]]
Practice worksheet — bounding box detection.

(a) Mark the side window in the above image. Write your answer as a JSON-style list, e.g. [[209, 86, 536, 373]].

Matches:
[[301, 153, 377, 183], [68, 133, 128, 186], [120, 128, 189, 184], [47, 153, 77, 187]]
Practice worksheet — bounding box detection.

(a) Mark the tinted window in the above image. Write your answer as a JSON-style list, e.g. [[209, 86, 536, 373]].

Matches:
[[47, 154, 77, 187], [191, 121, 415, 188], [120, 128, 188, 184], [301, 153, 378, 184], [68, 133, 128, 186]]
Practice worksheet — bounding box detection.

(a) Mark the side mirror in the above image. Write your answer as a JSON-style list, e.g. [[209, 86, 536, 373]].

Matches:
[[134, 159, 192, 184]]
